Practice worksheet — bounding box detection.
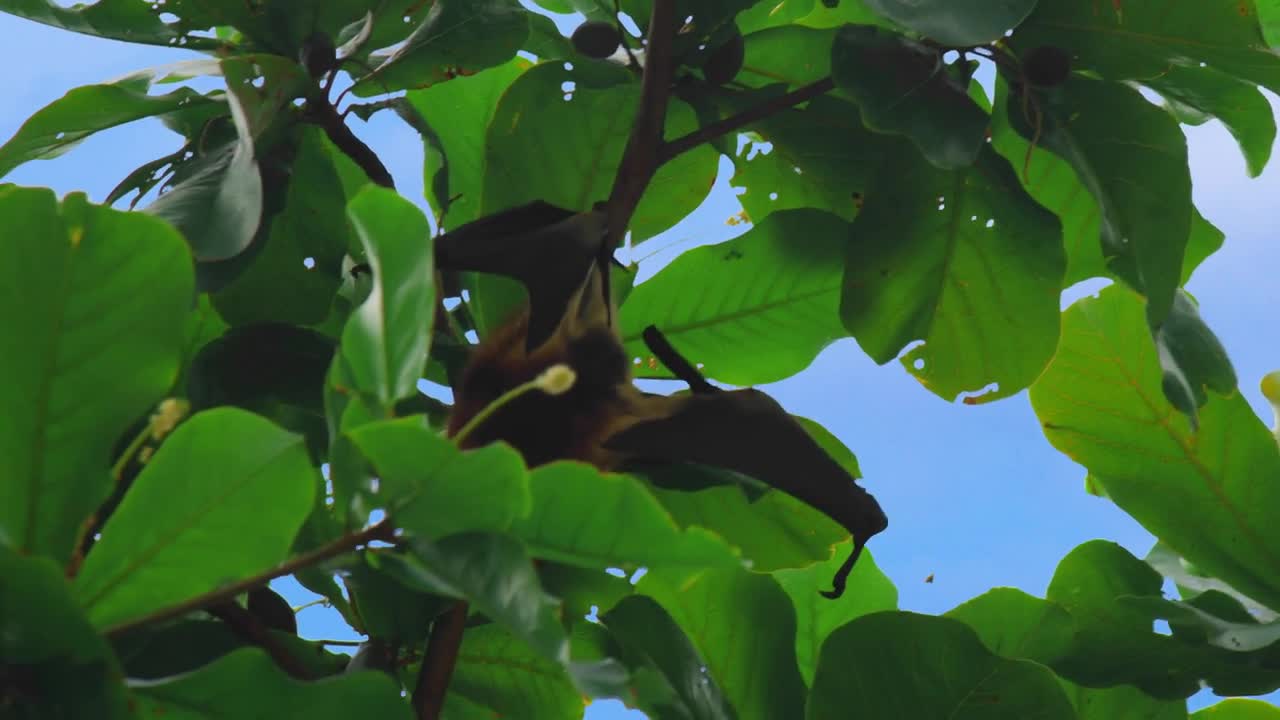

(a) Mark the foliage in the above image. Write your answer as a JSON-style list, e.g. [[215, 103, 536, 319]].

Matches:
[[2, 0, 1279, 718]]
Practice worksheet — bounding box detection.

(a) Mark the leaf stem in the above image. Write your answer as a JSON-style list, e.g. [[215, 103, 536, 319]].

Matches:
[[659, 77, 835, 164], [413, 601, 469, 720], [102, 520, 395, 639]]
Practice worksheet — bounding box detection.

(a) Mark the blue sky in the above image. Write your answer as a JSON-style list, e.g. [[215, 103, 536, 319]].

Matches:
[[3, 8, 1278, 717]]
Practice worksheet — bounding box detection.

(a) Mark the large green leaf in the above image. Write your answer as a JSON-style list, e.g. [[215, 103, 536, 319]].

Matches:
[[831, 25, 988, 169], [602, 595, 736, 720], [1063, 685, 1187, 720], [730, 95, 885, 223], [842, 145, 1064, 403], [1006, 75, 1191, 325], [808, 612, 1075, 719], [1193, 699, 1280, 719], [346, 417, 531, 538], [404, 58, 530, 228], [1147, 542, 1276, 622], [0, 187, 191, 563], [509, 461, 742, 572], [640, 567, 807, 720], [990, 78, 1222, 287], [774, 540, 897, 684], [0, 68, 218, 178], [74, 408, 316, 631], [1147, 64, 1275, 178], [619, 209, 849, 386], [212, 127, 351, 326], [131, 648, 413, 719], [738, 26, 834, 88], [353, 0, 529, 95], [1153, 290, 1238, 426], [861, 0, 1038, 45], [444, 623, 584, 719], [738, 0, 889, 33], [1009, 0, 1280, 94], [0, 0, 206, 46], [338, 187, 435, 411], [482, 61, 719, 241], [1029, 286, 1280, 612], [0, 547, 129, 718]]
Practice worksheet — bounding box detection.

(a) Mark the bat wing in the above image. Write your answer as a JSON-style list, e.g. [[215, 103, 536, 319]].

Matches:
[[605, 389, 888, 598], [434, 202, 609, 350]]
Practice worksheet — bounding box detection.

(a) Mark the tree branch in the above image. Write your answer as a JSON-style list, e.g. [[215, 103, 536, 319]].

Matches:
[[305, 98, 396, 189], [413, 601, 470, 720], [604, 0, 679, 251], [103, 521, 395, 639], [658, 77, 835, 165], [208, 601, 313, 680]]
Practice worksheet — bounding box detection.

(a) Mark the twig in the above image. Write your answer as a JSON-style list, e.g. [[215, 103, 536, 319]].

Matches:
[[658, 77, 835, 164], [103, 521, 395, 639], [208, 601, 313, 680], [413, 601, 469, 720], [304, 97, 395, 189], [641, 325, 717, 394]]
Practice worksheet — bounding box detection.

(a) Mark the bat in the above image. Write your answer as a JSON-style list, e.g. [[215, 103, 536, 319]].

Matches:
[[434, 202, 887, 598]]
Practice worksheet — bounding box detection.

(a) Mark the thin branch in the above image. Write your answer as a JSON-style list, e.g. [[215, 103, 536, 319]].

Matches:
[[658, 77, 835, 165], [604, 0, 679, 251], [413, 601, 469, 720], [304, 97, 395, 189], [103, 521, 395, 639], [208, 601, 314, 680]]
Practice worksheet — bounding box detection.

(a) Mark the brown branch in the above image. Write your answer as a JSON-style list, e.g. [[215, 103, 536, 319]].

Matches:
[[603, 0, 680, 251], [413, 601, 470, 720], [305, 97, 396, 189], [103, 521, 395, 639], [208, 601, 313, 680], [658, 77, 836, 165]]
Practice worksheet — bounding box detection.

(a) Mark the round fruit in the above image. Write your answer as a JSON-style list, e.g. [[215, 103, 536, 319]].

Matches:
[[1023, 45, 1072, 87], [703, 31, 744, 85], [572, 20, 622, 60]]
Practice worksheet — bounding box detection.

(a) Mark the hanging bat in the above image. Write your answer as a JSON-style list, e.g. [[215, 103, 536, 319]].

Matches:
[[434, 202, 887, 598]]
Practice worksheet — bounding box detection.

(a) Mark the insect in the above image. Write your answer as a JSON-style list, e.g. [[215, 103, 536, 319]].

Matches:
[[434, 202, 888, 598]]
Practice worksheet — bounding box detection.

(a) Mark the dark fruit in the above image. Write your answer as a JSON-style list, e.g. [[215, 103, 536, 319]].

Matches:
[[299, 31, 337, 79], [703, 30, 744, 85], [1023, 45, 1072, 87], [572, 20, 622, 60]]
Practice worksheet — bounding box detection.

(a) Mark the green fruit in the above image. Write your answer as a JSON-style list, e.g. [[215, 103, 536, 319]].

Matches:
[[703, 31, 745, 85], [1023, 45, 1072, 87], [572, 21, 621, 60]]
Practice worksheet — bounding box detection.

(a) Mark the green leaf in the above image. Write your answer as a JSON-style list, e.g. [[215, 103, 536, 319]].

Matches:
[[380, 532, 568, 662], [1123, 593, 1280, 653], [212, 127, 352, 326], [1029, 286, 1280, 613], [482, 61, 718, 241], [861, 0, 1038, 45], [1146, 542, 1275, 622], [842, 145, 1065, 403], [809, 612, 1075, 719], [1009, 0, 1280, 95], [1147, 64, 1275, 178], [619, 209, 848, 386], [640, 567, 807, 720], [0, 69, 217, 178], [114, 618, 350, 680], [1193, 699, 1280, 719], [1154, 290, 1238, 426], [1063, 685, 1187, 720], [831, 25, 989, 169], [0, 0, 204, 47], [509, 461, 742, 572], [344, 560, 452, 646], [794, 415, 862, 479], [353, 0, 529, 96], [730, 95, 885, 223], [945, 587, 1077, 664], [0, 547, 129, 718], [774, 541, 897, 684], [1006, 75, 1191, 325], [0, 187, 191, 563], [339, 186, 435, 410], [131, 647, 413, 719], [404, 58, 531, 228], [602, 595, 736, 720], [648, 484, 847, 572], [538, 562, 634, 620], [74, 408, 316, 631], [445, 623, 583, 719], [346, 417, 531, 538], [738, 26, 834, 88]]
